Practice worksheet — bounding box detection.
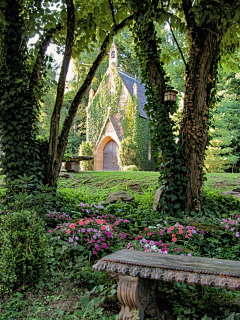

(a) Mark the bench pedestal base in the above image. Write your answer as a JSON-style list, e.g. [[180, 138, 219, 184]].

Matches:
[[117, 275, 160, 320]]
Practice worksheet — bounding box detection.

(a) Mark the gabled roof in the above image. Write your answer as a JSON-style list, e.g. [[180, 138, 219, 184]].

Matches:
[[118, 70, 148, 119]]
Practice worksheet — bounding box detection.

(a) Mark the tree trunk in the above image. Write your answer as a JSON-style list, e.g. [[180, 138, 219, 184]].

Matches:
[[180, 26, 220, 211]]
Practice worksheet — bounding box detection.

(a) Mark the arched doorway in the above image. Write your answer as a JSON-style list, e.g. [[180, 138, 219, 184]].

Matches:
[[103, 140, 119, 171]]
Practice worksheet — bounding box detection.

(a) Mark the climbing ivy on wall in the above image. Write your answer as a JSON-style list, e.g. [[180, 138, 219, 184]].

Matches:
[[87, 65, 138, 144], [87, 65, 125, 144]]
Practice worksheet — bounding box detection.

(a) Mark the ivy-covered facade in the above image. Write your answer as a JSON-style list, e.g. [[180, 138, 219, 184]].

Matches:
[[86, 43, 154, 171]]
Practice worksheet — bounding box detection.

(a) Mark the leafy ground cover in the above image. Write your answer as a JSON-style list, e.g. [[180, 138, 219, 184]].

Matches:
[[0, 172, 240, 319]]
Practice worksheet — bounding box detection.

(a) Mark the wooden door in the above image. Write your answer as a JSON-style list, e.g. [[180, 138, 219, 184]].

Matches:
[[103, 140, 119, 171]]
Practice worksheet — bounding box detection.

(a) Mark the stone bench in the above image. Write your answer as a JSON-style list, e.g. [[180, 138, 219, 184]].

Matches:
[[93, 249, 240, 320], [63, 155, 93, 172]]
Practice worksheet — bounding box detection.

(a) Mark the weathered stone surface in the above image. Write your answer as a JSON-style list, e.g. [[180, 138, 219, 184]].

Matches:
[[93, 249, 240, 320], [221, 191, 240, 199], [64, 155, 93, 162], [153, 187, 162, 211], [232, 187, 240, 192], [117, 275, 160, 320], [103, 191, 134, 204], [65, 161, 80, 172]]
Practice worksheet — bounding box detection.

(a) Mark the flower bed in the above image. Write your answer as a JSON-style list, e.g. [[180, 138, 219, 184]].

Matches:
[[46, 203, 240, 262]]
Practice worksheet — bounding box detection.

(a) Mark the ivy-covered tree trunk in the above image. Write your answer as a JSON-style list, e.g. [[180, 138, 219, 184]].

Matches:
[[179, 0, 240, 211], [128, 0, 186, 215], [0, 0, 42, 181], [128, 0, 239, 214], [180, 26, 219, 211]]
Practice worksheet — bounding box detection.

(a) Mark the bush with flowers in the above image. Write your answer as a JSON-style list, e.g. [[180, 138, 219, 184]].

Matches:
[[46, 199, 240, 264], [47, 213, 130, 263], [125, 222, 205, 256]]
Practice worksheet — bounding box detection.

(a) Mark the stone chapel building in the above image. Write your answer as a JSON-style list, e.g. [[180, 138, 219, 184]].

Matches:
[[86, 43, 154, 171]]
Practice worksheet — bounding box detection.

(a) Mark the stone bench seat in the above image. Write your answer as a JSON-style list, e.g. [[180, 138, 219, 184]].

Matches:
[[93, 249, 240, 320], [63, 156, 93, 172]]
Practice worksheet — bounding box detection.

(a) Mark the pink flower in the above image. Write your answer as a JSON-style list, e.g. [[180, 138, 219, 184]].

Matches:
[[78, 220, 84, 226], [235, 215, 239, 218], [135, 237, 138, 240], [147, 232, 151, 236], [138, 235, 142, 238], [172, 237, 177, 242], [114, 221, 119, 226], [145, 228, 148, 231], [120, 234, 126, 238], [66, 229, 71, 234], [225, 225, 229, 229], [163, 244, 167, 248], [169, 226, 174, 231], [200, 230, 204, 235], [127, 243, 130, 249], [93, 250, 97, 254], [48, 230, 52, 233], [96, 219, 104, 225]]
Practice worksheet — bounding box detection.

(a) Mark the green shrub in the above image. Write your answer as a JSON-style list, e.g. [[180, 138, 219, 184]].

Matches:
[[0, 174, 55, 216], [79, 141, 95, 171], [117, 137, 139, 169], [123, 165, 139, 171], [202, 188, 240, 218], [0, 210, 50, 288]]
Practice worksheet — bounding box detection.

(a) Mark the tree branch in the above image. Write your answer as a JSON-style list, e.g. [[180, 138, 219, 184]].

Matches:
[[168, 20, 187, 67], [108, 0, 116, 25], [182, 0, 196, 30], [47, 0, 75, 177], [29, 24, 62, 90], [56, 14, 134, 166]]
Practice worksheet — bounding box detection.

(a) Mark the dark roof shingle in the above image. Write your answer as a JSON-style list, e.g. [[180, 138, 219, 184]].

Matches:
[[118, 70, 148, 119]]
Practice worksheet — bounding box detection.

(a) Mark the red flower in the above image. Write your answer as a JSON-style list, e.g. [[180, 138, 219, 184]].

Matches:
[[172, 237, 177, 242], [96, 219, 104, 225]]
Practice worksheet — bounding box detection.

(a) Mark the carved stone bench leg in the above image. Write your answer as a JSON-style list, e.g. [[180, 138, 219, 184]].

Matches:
[[117, 275, 160, 320]]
